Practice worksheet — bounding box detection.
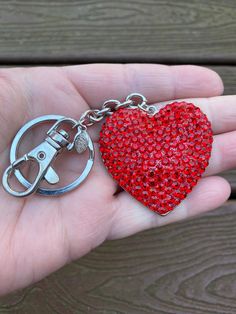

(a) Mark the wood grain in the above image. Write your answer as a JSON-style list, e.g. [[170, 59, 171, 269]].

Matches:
[[0, 202, 235, 313], [0, 0, 235, 64]]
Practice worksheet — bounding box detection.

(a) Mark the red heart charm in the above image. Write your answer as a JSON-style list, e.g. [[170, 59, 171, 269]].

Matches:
[[99, 102, 213, 215]]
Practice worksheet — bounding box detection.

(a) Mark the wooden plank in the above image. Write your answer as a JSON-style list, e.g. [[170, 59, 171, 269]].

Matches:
[[0, 0, 235, 64], [215, 66, 236, 95], [0, 202, 235, 313]]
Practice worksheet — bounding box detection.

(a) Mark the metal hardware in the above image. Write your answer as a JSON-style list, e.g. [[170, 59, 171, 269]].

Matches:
[[2, 115, 94, 197], [76, 93, 156, 129], [126, 93, 157, 114], [2, 93, 154, 198]]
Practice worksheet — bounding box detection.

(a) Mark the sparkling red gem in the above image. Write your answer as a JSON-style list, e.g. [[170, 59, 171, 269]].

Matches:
[[99, 102, 213, 216]]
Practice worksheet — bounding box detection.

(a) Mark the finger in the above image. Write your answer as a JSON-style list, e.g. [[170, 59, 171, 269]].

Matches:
[[0, 70, 28, 150], [0, 65, 224, 150], [204, 130, 236, 176], [0, 67, 88, 151], [158, 95, 236, 135], [108, 176, 230, 240], [195, 95, 236, 135], [64, 64, 223, 106]]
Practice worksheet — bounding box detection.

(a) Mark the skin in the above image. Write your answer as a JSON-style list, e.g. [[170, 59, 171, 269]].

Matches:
[[0, 64, 234, 295]]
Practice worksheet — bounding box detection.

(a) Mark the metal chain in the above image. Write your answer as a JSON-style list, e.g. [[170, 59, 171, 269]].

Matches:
[[76, 93, 156, 129]]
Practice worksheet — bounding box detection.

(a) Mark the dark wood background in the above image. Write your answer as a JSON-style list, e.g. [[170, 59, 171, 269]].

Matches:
[[0, 1, 236, 313]]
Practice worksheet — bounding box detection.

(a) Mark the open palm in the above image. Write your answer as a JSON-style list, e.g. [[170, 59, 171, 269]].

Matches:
[[0, 64, 233, 295]]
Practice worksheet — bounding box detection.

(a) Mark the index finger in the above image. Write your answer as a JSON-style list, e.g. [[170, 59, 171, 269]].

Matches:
[[64, 64, 224, 106]]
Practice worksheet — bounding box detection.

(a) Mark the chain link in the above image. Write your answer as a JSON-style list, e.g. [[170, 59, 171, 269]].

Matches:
[[76, 93, 155, 129]]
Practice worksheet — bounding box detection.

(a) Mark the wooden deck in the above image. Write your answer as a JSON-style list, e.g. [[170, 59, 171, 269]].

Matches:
[[0, 1, 236, 313]]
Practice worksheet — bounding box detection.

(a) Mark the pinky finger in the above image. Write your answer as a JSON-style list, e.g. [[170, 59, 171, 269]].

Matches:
[[108, 176, 231, 240]]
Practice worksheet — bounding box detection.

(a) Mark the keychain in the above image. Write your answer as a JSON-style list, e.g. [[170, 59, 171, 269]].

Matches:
[[2, 93, 213, 215]]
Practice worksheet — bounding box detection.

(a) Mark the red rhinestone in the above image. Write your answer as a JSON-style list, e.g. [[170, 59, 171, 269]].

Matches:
[[99, 102, 212, 215]]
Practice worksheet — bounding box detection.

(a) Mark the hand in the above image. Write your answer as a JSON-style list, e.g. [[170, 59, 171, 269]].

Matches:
[[0, 64, 232, 295]]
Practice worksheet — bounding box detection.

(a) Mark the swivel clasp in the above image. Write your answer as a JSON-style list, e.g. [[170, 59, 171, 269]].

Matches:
[[2, 115, 94, 198], [2, 126, 70, 197]]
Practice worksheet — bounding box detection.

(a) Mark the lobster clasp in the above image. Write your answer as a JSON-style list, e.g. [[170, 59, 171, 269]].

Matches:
[[2, 127, 70, 197], [2, 115, 94, 198]]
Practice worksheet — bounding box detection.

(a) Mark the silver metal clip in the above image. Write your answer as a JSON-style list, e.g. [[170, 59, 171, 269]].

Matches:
[[3, 127, 70, 197], [2, 115, 94, 198]]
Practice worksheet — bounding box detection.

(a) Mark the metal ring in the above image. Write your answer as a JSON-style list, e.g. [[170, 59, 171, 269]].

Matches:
[[10, 115, 94, 196], [126, 93, 147, 107], [103, 99, 121, 111], [115, 99, 133, 110]]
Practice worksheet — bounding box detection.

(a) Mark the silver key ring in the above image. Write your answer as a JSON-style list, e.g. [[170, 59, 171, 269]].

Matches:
[[4, 115, 94, 196]]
